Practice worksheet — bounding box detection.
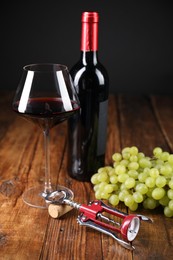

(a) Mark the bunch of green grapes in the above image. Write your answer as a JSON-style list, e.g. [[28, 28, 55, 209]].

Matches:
[[91, 146, 173, 217]]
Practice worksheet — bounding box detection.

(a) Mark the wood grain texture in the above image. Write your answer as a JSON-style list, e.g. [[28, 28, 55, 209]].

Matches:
[[0, 92, 173, 260]]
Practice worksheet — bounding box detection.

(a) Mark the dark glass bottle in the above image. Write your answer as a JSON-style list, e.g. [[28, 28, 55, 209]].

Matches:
[[68, 12, 109, 181]]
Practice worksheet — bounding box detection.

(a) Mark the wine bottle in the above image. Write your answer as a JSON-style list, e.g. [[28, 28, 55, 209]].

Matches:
[[68, 12, 109, 181]]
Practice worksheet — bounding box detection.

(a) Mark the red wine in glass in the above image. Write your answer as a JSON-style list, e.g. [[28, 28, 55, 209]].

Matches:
[[13, 97, 79, 129], [12, 63, 80, 208]]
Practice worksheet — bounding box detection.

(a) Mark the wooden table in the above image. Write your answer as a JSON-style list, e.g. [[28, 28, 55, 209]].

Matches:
[[0, 91, 173, 260]]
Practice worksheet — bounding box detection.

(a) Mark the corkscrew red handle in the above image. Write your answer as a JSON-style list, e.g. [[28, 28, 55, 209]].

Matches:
[[79, 200, 141, 241]]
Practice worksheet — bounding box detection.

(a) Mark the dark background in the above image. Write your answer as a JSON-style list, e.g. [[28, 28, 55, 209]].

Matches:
[[1, 0, 173, 94]]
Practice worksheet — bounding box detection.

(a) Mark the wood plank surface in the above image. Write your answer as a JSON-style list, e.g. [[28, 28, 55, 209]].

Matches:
[[118, 95, 172, 260], [0, 92, 173, 260]]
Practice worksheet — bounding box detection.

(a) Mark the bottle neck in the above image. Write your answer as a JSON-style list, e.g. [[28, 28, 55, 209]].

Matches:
[[80, 20, 98, 51], [80, 16, 98, 65], [80, 51, 98, 65]]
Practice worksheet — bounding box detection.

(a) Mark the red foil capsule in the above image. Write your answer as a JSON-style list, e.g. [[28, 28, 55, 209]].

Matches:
[[80, 12, 99, 51]]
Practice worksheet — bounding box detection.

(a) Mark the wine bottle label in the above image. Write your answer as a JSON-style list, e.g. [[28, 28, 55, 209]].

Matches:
[[97, 100, 108, 156]]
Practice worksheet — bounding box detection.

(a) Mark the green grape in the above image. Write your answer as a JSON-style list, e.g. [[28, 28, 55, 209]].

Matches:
[[138, 171, 149, 182], [98, 182, 108, 191], [120, 183, 126, 191], [143, 167, 151, 174], [98, 167, 106, 173], [97, 171, 109, 182], [168, 179, 173, 189], [93, 184, 100, 192], [128, 162, 139, 171], [167, 189, 173, 200], [124, 194, 135, 207], [168, 154, 173, 165], [112, 152, 122, 162], [168, 200, 173, 211], [113, 162, 119, 168], [153, 147, 163, 158], [133, 191, 144, 203], [122, 152, 131, 160], [160, 164, 172, 177], [115, 165, 126, 175], [95, 190, 102, 199], [118, 173, 129, 183], [155, 159, 164, 166], [129, 201, 138, 211], [108, 168, 116, 176], [152, 187, 165, 200], [110, 175, 118, 184], [139, 158, 152, 168], [129, 146, 139, 155], [138, 152, 145, 159], [146, 188, 155, 198], [159, 151, 170, 161], [104, 184, 114, 194], [135, 183, 148, 194], [143, 197, 157, 209], [119, 190, 129, 202], [154, 159, 164, 171], [125, 177, 136, 189], [129, 155, 138, 162], [109, 194, 119, 206], [122, 147, 130, 154], [91, 173, 100, 184], [164, 206, 173, 218], [100, 191, 110, 200], [155, 176, 167, 188], [159, 195, 170, 206], [149, 168, 159, 178], [105, 166, 114, 172], [128, 170, 138, 179], [111, 184, 119, 191], [119, 159, 129, 167], [145, 177, 156, 188]]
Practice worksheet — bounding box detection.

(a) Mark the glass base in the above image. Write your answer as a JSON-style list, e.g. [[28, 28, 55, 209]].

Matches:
[[22, 185, 74, 209]]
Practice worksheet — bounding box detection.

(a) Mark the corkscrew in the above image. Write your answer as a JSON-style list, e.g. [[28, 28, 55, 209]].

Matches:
[[45, 189, 152, 250]]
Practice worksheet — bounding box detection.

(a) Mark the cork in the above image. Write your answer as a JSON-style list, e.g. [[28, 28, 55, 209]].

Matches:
[[48, 204, 73, 218]]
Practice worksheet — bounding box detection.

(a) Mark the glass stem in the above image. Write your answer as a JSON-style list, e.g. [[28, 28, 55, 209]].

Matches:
[[43, 126, 53, 194]]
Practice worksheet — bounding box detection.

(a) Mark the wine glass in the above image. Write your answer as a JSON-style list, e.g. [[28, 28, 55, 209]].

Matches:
[[12, 63, 80, 208]]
